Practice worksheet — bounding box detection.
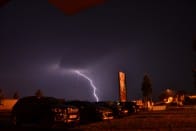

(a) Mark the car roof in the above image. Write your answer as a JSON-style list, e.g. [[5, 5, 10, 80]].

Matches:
[[17, 96, 60, 104]]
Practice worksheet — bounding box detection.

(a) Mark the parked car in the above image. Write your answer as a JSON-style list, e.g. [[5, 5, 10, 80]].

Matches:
[[184, 96, 196, 105], [64, 101, 114, 124], [95, 101, 128, 118], [11, 96, 80, 128], [118, 101, 139, 114]]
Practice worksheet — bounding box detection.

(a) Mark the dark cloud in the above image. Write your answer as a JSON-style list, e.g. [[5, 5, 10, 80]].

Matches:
[[59, 45, 116, 69], [0, 0, 194, 100]]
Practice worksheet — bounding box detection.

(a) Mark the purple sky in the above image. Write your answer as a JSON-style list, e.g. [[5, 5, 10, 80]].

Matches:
[[0, 0, 195, 101]]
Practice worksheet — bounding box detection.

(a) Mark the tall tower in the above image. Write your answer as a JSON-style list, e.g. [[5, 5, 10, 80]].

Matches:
[[118, 72, 127, 102]]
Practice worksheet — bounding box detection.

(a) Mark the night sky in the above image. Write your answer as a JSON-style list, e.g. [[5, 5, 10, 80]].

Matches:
[[0, 0, 195, 101]]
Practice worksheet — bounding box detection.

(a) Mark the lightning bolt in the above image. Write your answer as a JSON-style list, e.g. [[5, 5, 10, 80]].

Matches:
[[74, 70, 99, 102]]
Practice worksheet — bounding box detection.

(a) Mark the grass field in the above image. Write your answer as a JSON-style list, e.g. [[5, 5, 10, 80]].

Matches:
[[74, 107, 196, 131]]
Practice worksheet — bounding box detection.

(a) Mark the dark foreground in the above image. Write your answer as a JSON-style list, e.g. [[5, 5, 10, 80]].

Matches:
[[1, 106, 196, 131]]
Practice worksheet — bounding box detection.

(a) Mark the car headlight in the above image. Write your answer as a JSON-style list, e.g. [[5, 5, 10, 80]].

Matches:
[[67, 107, 79, 113], [96, 108, 104, 113], [52, 108, 62, 113]]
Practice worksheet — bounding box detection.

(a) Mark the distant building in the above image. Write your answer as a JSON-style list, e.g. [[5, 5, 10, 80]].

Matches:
[[184, 95, 196, 105], [0, 99, 17, 111]]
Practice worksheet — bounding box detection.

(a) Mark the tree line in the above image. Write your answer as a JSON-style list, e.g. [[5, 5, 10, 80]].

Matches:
[[0, 89, 43, 100]]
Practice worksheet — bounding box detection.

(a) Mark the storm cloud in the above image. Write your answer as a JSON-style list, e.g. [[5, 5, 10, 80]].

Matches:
[[0, 0, 194, 100], [59, 44, 121, 69]]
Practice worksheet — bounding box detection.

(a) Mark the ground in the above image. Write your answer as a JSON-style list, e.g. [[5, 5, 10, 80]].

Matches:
[[1, 106, 196, 131], [74, 106, 196, 131]]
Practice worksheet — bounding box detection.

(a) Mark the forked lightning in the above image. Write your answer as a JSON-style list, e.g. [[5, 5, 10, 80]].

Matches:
[[74, 70, 99, 102]]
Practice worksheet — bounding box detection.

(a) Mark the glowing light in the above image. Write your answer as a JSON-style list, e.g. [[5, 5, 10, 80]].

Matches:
[[74, 70, 99, 102]]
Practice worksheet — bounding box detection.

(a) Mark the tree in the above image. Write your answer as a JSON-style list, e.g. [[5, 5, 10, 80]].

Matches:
[[13, 91, 20, 99], [0, 88, 5, 99], [35, 89, 43, 98], [141, 73, 152, 102], [175, 90, 186, 105], [0, 88, 5, 105]]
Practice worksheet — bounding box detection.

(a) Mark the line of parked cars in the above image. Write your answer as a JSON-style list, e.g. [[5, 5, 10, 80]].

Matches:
[[11, 96, 139, 128], [11, 96, 80, 128]]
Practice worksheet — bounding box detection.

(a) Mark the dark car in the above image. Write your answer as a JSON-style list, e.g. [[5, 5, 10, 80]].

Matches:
[[118, 101, 139, 114], [95, 101, 129, 118], [11, 96, 80, 128], [184, 96, 196, 105], [64, 101, 114, 124]]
